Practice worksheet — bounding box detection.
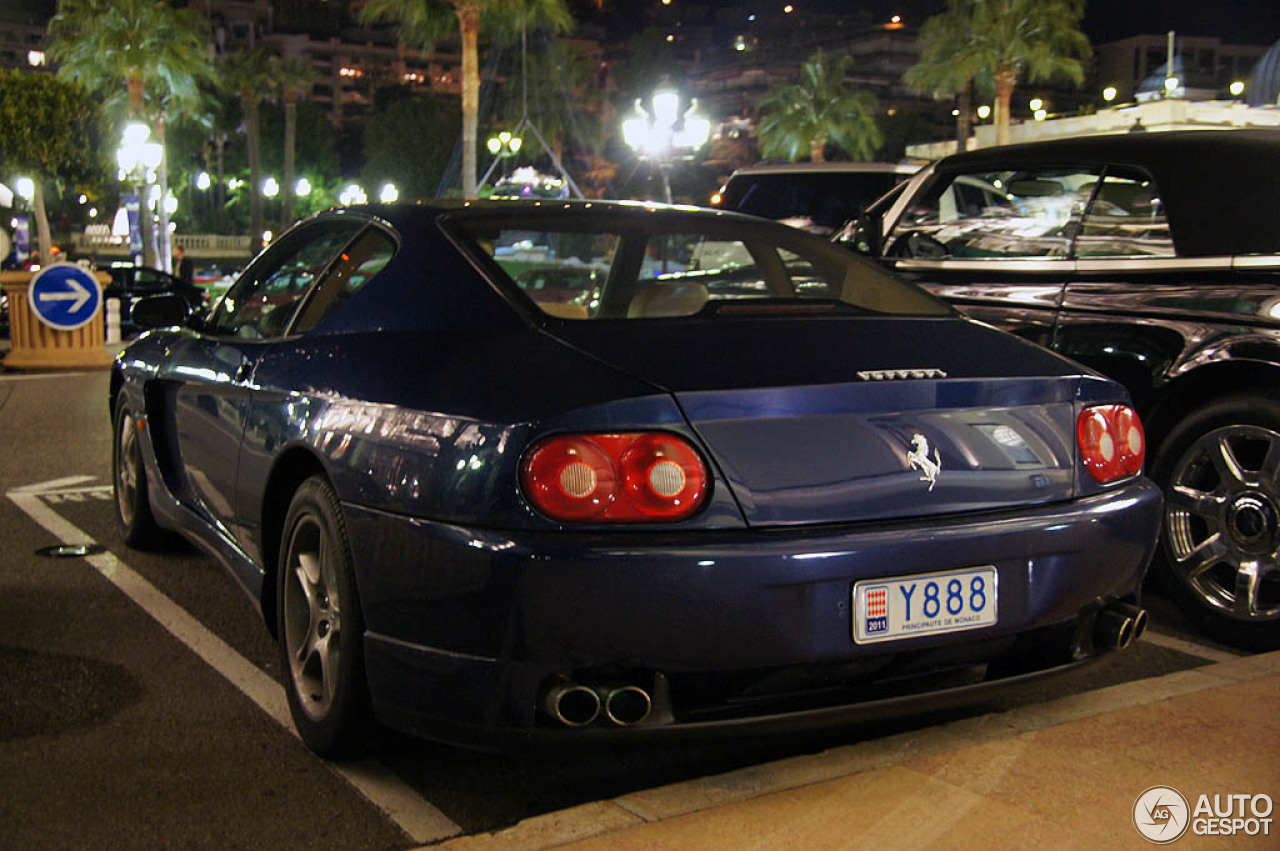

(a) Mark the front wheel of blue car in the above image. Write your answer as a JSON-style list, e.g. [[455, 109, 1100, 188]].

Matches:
[[278, 475, 370, 756], [112, 390, 163, 548]]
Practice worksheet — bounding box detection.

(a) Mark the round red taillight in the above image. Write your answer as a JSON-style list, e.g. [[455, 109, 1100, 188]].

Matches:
[[520, 436, 617, 520], [522, 432, 709, 523], [619, 432, 708, 518], [1078, 404, 1145, 484]]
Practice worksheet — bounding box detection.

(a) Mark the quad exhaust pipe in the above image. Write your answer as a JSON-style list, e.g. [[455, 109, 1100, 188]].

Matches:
[[543, 680, 653, 727], [1094, 601, 1149, 650]]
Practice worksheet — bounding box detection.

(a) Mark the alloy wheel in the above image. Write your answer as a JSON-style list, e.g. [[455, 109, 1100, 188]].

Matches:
[[115, 409, 140, 527], [282, 514, 343, 721], [1164, 424, 1280, 622]]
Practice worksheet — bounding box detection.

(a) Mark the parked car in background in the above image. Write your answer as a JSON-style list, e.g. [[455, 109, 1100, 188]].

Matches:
[[0, 262, 208, 340], [112, 201, 1160, 755], [711, 161, 920, 235], [838, 129, 1280, 648], [103, 264, 210, 337]]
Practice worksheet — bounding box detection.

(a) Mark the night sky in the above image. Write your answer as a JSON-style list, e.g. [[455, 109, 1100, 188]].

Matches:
[[633, 1, 1280, 47]]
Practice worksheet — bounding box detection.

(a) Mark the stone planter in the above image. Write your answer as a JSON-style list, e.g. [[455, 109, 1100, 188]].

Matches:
[[2, 268, 114, 370]]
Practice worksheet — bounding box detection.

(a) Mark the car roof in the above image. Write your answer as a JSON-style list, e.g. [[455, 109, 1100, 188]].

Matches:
[[933, 129, 1280, 257], [729, 161, 921, 177]]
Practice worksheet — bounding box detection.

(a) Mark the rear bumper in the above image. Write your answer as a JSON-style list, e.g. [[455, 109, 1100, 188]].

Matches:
[[345, 478, 1162, 747]]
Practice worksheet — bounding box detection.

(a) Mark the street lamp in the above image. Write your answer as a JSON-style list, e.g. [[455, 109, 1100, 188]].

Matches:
[[976, 105, 991, 121], [1103, 86, 1118, 104], [116, 122, 163, 266], [379, 183, 399, 204], [486, 131, 523, 158], [1230, 80, 1246, 99], [622, 85, 711, 204]]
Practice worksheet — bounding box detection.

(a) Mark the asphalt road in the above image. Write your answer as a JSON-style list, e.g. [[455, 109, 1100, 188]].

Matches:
[[0, 365, 1249, 850]]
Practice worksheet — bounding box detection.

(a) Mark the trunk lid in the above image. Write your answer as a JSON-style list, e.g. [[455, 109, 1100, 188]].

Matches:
[[548, 317, 1096, 527]]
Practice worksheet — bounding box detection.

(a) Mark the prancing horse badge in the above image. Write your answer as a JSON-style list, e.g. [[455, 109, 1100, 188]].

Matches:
[[907, 434, 941, 492]]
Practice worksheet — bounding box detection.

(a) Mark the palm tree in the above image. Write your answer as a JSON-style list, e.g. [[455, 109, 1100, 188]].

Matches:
[[756, 50, 881, 163], [904, 0, 988, 152], [221, 48, 276, 251], [962, 0, 1091, 146], [274, 56, 318, 229], [47, 0, 211, 268], [358, 0, 574, 198]]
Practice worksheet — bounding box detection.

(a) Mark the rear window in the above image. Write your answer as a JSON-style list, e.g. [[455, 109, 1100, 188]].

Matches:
[[720, 170, 912, 233], [451, 212, 949, 321]]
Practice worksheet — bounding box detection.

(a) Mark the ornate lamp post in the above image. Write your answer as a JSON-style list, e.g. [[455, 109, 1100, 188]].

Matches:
[[622, 85, 711, 204], [115, 122, 163, 267]]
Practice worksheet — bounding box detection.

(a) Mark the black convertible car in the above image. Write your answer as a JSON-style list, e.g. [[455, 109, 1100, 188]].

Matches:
[[113, 201, 1160, 754], [841, 129, 1280, 648]]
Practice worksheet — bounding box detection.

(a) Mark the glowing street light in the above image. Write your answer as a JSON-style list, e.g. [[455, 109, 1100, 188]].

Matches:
[[486, 130, 522, 157], [262, 177, 280, 198], [338, 184, 367, 206], [976, 104, 991, 121], [1103, 86, 1118, 103], [622, 84, 711, 204], [115, 123, 162, 174], [195, 171, 212, 191], [14, 177, 34, 202], [1164, 76, 1180, 96], [1230, 80, 1246, 98], [296, 177, 312, 197], [1029, 98, 1044, 112], [379, 182, 399, 204]]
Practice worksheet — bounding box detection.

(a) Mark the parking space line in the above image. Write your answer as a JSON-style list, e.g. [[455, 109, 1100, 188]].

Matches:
[[1140, 629, 1242, 664], [0, 370, 105, 381], [8, 485, 463, 846]]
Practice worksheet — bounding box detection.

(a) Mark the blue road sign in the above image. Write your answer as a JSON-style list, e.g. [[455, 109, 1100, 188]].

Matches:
[[29, 264, 102, 331]]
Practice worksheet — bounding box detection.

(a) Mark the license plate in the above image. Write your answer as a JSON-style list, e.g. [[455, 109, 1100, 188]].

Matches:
[[853, 566, 998, 644]]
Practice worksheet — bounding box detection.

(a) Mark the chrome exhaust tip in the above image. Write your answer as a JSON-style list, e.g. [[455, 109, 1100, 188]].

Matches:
[[543, 682, 602, 727], [604, 685, 652, 726], [1109, 601, 1149, 642], [1094, 607, 1135, 650]]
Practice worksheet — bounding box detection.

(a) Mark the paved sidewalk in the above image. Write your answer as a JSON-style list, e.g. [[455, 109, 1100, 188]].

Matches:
[[434, 651, 1280, 850]]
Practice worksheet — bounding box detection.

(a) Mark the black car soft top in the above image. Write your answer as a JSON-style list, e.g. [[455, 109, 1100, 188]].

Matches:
[[933, 129, 1280, 258]]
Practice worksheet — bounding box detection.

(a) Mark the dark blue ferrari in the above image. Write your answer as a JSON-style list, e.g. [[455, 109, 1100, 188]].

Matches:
[[111, 201, 1162, 755]]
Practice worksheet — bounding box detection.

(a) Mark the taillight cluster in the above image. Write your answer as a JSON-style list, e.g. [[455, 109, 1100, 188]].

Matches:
[[1077, 404, 1145, 484], [521, 432, 709, 523]]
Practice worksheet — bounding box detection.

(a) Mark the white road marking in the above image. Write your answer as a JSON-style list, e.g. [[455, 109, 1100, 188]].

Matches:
[[8, 482, 462, 846], [0, 370, 105, 381], [1141, 629, 1242, 664]]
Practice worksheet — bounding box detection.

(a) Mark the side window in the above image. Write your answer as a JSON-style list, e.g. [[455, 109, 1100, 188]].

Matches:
[[891, 167, 1101, 260], [1075, 168, 1174, 257], [207, 220, 364, 339], [292, 227, 397, 333], [133, 269, 168, 292]]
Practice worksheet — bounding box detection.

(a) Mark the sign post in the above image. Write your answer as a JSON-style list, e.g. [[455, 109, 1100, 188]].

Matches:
[[2, 265, 113, 370]]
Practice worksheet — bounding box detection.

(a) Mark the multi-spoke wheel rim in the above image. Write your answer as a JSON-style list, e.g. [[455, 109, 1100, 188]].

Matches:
[[1165, 424, 1280, 622], [115, 410, 140, 527], [282, 514, 342, 721]]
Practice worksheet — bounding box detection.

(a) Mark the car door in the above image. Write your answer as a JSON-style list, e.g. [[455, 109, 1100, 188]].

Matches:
[[159, 218, 366, 543], [1055, 166, 1200, 408], [880, 165, 1101, 350]]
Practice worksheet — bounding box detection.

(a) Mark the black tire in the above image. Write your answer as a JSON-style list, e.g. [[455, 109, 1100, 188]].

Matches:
[[112, 389, 164, 548], [1152, 395, 1280, 650], [277, 475, 370, 756]]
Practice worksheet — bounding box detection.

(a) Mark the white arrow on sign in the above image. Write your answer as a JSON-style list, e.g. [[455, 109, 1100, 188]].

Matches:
[[37, 276, 92, 313]]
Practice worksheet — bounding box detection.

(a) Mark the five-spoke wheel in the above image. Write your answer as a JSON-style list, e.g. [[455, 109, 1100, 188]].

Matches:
[[278, 475, 369, 755]]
